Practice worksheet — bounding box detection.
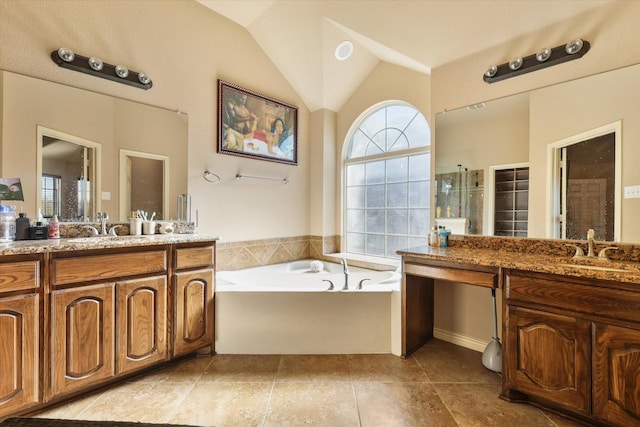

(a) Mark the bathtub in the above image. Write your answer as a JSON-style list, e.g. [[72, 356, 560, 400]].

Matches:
[[215, 260, 402, 355]]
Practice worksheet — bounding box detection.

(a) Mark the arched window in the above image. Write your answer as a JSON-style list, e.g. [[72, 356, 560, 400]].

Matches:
[[344, 102, 431, 259]]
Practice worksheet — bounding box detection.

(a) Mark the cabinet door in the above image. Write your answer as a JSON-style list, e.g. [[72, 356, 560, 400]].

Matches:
[[173, 269, 214, 357], [116, 276, 167, 374], [0, 293, 39, 417], [50, 283, 115, 397], [505, 306, 591, 414], [593, 323, 640, 425]]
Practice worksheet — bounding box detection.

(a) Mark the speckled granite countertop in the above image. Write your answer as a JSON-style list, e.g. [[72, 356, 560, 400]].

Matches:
[[0, 234, 219, 256], [398, 237, 640, 285]]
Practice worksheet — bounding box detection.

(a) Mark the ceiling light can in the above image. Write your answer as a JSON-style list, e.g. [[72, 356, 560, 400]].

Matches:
[[335, 40, 353, 61]]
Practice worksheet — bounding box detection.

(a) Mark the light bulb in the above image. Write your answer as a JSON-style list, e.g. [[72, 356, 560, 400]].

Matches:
[[508, 58, 523, 70], [88, 57, 103, 71], [536, 48, 552, 62], [115, 65, 129, 78], [57, 48, 75, 63], [138, 73, 151, 84], [484, 65, 498, 78], [565, 39, 584, 55]]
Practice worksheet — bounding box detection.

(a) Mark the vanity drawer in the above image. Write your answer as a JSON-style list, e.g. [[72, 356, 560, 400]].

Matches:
[[506, 273, 640, 323], [0, 260, 40, 292], [174, 246, 214, 270], [52, 250, 167, 286]]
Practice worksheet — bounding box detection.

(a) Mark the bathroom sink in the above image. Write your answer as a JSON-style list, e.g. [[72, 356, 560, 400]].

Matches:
[[558, 263, 630, 273]]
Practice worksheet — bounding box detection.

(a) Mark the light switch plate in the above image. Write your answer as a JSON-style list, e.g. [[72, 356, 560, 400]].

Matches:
[[102, 191, 111, 201], [624, 185, 640, 199]]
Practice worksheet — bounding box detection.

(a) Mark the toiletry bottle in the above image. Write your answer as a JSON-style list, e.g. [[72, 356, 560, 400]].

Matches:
[[48, 214, 60, 239], [15, 212, 30, 240], [428, 227, 439, 247]]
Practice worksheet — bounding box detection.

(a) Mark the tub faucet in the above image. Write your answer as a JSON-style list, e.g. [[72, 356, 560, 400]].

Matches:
[[341, 258, 349, 291]]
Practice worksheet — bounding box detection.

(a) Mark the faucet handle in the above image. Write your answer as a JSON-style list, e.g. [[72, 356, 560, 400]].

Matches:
[[598, 246, 618, 261], [566, 244, 584, 258], [83, 225, 99, 236]]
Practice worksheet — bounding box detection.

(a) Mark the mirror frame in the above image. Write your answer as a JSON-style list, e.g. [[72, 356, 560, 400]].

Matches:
[[36, 125, 102, 220], [119, 149, 170, 222]]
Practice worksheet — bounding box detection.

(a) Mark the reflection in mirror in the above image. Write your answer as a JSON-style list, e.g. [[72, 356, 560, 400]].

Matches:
[[119, 150, 169, 221], [434, 166, 483, 235], [37, 126, 101, 221], [548, 121, 621, 241]]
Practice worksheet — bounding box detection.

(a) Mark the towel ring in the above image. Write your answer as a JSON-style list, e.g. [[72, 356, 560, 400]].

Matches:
[[203, 170, 221, 183]]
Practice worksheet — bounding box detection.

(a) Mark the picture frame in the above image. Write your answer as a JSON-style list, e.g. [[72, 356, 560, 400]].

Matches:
[[217, 80, 298, 165]]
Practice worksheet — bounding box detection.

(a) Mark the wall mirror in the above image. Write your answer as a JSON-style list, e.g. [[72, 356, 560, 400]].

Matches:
[[119, 149, 169, 221], [435, 63, 640, 243], [0, 70, 188, 223], [37, 126, 102, 221]]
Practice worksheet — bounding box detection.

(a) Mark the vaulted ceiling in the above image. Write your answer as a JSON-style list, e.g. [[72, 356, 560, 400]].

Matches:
[[197, 0, 614, 112]]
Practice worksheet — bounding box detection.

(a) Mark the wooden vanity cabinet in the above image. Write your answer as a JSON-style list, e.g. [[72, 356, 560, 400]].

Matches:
[[49, 248, 168, 399], [502, 269, 640, 425], [172, 244, 215, 357], [0, 256, 42, 419]]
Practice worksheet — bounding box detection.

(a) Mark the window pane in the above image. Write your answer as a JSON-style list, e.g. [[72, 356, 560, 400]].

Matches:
[[386, 128, 408, 152], [409, 237, 426, 248], [360, 108, 385, 138], [409, 181, 429, 208], [346, 186, 365, 208], [366, 209, 385, 233], [366, 185, 385, 208], [366, 234, 385, 256], [386, 235, 408, 258], [409, 208, 429, 236], [347, 163, 365, 186], [386, 157, 407, 182], [386, 105, 415, 130], [347, 232, 365, 253], [368, 132, 385, 156], [404, 114, 431, 148], [366, 161, 385, 184], [409, 153, 430, 181], [387, 209, 408, 234], [348, 130, 370, 159], [387, 183, 407, 208], [347, 209, 365, 232]]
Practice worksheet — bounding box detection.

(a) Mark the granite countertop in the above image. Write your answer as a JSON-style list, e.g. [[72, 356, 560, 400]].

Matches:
[[0, 234, 220, 256], [398, 244, 640, 285]]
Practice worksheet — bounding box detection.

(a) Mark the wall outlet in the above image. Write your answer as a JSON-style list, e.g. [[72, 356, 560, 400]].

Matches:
[[624, 185, 640, 199]]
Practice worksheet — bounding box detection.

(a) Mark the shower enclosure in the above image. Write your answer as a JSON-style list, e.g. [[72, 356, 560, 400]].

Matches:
[[435, 165, 484, 235]]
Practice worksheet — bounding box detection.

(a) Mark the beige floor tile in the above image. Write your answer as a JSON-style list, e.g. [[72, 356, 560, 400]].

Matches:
[[412, 340, 502, 383], [276, 354, 350, 382], [131, 355, 214, 383], [76, 381, 194, 423], [264, 382, 359, 426], [170, 382, 272, 427], [434, 383, 557, 426], [355, 381, 458, 427], [348, 353, 429, 383], [33, 392, 102, 419], [200, 354, 281, 382]]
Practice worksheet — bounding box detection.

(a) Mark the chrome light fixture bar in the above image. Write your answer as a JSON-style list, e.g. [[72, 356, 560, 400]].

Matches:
[[51, 48, 153, 90], [483, 39, 590, 84]]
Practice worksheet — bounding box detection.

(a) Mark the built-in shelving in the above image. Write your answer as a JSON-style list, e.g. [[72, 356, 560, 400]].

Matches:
[[494, 167, 529, 237]]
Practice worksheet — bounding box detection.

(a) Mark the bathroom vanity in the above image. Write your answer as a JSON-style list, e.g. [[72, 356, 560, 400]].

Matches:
[[398, 238, 640, 426], [0, 235, 217, 419]]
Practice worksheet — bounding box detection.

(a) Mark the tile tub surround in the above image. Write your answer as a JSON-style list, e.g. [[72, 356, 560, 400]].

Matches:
[[30, 340, 581, 427]]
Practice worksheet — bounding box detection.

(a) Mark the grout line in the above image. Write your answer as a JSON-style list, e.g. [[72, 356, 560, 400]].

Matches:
[[260, 356, 280, 427]]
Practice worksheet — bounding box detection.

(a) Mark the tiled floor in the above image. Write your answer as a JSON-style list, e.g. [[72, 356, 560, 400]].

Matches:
[[34, 340, 585, 426]]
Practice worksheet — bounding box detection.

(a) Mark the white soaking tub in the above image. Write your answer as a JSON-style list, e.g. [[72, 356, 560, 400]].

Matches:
[[215, 260, 402, 355]]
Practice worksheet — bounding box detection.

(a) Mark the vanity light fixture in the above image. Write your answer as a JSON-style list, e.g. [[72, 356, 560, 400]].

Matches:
[[51, 48, 153, 90], [483, 39, 590, 84]]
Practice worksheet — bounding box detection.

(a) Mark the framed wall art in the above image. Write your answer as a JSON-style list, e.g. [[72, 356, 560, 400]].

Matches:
[[217, 80, 298, 165]]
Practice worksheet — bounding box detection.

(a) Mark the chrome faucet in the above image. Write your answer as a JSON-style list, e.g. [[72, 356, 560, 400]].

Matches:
[[341, 258, 349, 291], [566, 228, 618, 261], [99, 212, 109, 236], [586, 228, 596, 257], [83, 212, 118, 236]]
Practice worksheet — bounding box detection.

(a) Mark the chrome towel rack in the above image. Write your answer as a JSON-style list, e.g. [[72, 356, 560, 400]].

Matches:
[[203, 170, 221, 183], [236, 173, 289, 184]]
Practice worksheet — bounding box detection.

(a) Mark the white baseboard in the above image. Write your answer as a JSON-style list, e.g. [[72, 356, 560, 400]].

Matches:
[[433, 328, 489, 353]]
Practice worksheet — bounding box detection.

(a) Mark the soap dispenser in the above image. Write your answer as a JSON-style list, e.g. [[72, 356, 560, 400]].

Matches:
[[15, 212, 30, 240]]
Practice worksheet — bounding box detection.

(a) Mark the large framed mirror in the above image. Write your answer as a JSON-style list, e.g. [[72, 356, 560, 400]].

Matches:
[[435, 63, 640, 243], [36, 126, 102, 221], [0, 70, 188, 223]]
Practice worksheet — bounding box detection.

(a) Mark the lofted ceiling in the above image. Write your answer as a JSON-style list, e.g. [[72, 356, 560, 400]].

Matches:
[[197, 0, 614, 112]]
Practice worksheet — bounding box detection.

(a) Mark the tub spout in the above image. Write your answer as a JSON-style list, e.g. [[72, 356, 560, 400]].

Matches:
[[322, 279, 334, 291], [341, 258, 349, 291]]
